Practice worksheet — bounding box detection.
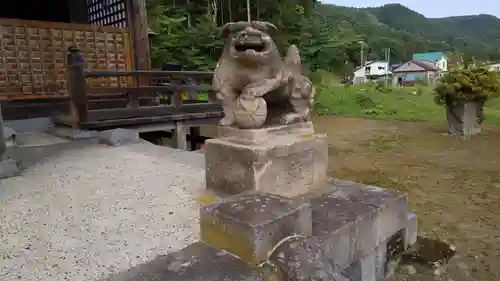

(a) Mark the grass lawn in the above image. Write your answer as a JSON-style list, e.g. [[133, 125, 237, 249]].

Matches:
[[314, 84, 500, 125]]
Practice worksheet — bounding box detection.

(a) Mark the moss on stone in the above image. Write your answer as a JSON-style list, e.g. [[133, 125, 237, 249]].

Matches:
[[200, 217, 258, 265]]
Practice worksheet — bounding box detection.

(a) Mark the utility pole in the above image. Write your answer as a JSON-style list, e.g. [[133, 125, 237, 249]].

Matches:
[[247, 0, 251, 22], [384, 48, 391, 86], [359, 41, 364, 67]]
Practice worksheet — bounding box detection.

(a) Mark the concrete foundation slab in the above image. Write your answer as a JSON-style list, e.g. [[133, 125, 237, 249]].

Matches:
[[0, 158, 18, 178], [5, 117, 53, 133], [13, 132, 70, 147], [98, 129, 140, 146], [200, 192, 312, 265], [47, 127, 98, 140]]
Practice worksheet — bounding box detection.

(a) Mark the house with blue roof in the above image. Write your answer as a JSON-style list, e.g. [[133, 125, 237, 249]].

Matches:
[[412, 52, 448, 72]]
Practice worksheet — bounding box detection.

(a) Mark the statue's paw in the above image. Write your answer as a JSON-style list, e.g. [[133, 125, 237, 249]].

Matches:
[[219, 116, 234, 127], [280, 113, 301, 125]]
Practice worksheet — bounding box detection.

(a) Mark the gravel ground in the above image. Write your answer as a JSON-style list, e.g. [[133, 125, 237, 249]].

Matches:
[[0, 141, 206, 281]]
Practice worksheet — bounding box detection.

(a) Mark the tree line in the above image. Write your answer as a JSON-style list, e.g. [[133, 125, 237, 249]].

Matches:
[[146, 0, 500, 75]]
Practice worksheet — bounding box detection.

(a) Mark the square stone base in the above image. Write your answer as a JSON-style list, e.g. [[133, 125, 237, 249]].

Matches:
[[204, 122, 328, 197], [200, 192, 312, 265]]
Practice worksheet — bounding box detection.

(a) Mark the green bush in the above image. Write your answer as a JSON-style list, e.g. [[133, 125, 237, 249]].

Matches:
[[433, 67, 500, 105], [415, 87, 424, 96], [375, 82, 393, 93], [353, 93, 375, 108]]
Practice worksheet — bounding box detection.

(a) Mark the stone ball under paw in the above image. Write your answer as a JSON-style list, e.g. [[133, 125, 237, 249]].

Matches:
[[233, 97, 267, 129]]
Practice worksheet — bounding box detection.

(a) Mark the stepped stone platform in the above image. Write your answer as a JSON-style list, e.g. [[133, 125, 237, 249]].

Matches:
[[104, 179, 417, 281]]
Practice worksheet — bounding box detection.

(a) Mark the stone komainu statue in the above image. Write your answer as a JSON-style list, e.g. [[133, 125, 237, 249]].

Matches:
[[212, 21, 315, 129]]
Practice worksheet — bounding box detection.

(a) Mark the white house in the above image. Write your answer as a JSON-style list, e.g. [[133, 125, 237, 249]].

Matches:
[[412, 52, 448, 72], [352, 60, 391, 84], [487, 62, 500, 72]]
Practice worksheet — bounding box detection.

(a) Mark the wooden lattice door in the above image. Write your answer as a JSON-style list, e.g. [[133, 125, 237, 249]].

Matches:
[[85, 0, 133, 90], [87, 0, 128, 27]]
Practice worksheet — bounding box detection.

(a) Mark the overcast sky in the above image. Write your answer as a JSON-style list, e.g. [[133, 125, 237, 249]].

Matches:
[[322, 0, 500, 18]]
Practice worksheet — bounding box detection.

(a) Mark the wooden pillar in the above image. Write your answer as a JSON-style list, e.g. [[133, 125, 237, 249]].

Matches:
[[126, 0, 151, 108], [66, 45, 88, 128], [126, 0, 151, 72]]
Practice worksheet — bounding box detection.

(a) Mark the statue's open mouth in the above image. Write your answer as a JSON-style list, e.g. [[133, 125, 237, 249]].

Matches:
[[232, 37, 272, 57], [234, 42, 267, 53]]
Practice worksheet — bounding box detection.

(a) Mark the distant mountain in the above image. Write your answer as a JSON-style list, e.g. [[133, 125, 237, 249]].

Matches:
[[316, 3, 500, 63], [431, 14, 500, 46]]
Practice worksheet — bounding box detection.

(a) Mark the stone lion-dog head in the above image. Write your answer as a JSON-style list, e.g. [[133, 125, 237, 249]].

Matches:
[[220, 21, 278, 64]]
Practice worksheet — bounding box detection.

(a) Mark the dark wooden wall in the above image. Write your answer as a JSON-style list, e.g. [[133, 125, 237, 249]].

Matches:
[[0, 0, 72, 22], [70, 0, 90, 24]]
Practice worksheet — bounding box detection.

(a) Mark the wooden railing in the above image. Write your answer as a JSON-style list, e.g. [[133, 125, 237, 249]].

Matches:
[[65, 45, 221, 129]]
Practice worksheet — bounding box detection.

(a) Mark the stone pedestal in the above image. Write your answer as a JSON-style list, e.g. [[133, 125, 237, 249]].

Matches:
[[446, 101, 483, 137], [198, 179, 417, 280], [204, 122, 328, 197]]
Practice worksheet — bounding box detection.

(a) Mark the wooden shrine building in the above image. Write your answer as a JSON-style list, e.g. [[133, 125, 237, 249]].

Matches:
[[0, 0, 151, 119], [0, 0, 221, 151]]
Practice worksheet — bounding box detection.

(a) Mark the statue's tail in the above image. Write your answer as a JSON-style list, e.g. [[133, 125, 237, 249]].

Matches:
[[284, 45, 301, 71]]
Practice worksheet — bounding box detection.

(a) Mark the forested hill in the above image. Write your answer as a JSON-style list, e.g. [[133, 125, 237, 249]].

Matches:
[[317, 3, 500, 64], [146, 0, 500, 75]]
